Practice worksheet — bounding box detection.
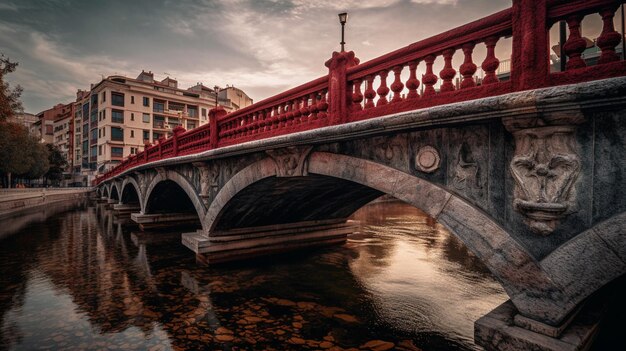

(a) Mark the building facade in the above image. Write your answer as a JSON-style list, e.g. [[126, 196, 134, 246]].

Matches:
[[74, 71, 252, 183]]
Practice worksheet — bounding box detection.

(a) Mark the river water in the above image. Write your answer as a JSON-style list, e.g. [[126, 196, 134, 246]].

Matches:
[[0, 199, 509, 350]]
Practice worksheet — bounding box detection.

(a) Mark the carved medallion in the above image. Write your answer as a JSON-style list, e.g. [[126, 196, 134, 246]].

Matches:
[[415, 145, 440, 173], [504, 113, 584, 235], [266, 146, 314, 177]]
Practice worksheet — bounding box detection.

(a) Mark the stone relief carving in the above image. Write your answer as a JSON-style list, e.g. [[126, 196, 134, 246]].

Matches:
[[415, 145, 440, 173], [452, 142, 482, 192], [266, 146, 314, 177], [503, 113, 584, 235], [193, 162, 220, 206]]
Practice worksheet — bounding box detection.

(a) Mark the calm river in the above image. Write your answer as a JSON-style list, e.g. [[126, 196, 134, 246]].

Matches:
[[0, 199, 509, 350]]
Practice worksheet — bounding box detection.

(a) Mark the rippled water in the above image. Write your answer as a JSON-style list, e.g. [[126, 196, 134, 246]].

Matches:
[[0, 199, 509, 350]]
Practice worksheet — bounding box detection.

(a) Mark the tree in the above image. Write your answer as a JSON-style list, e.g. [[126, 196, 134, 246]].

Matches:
[[44, 144, 67, 186], [0, 53, 23, 121], [0, 122, 49, 187]]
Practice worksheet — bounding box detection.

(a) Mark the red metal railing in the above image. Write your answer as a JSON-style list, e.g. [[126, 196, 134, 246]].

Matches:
[[94, 0, 626, 185]]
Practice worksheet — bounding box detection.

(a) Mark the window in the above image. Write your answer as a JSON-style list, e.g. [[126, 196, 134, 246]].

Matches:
[[168, 117, 180, 127], [187, 122, 196, 129], [131, 113, 134, 121], [102, 91, 106, 103], [130, 147, 137, 154], [111, 92, 124, 107], [111, 127, 124, 141], [112, 109, 124, 123], [188, 105, 198, 118], [153, 115, 165, 129], [143, 130, 150, 141], [143, 97, 149, 107], [90, 111, 97, 123], [153, 132, 162, 140], [202, 108, 207, 118], [169, 102, 184, 111], [82, 104, 89, 120], [98, 145, 102, 155], [91, 129, 97, 140], [98, 129, 101, 138], [82, 123, 88, 135], [142, 113, 150, 123], [130, 130, 134, 138], [82, 141, 88, 154], [111, 147, 123, 158], [153, 100, 165, 113], [102, 110, 106, 120], [103, 128, 105, 137], [131, 96, 135, 104], [90, 145, 97, 157], [45, 125, 53, 135]]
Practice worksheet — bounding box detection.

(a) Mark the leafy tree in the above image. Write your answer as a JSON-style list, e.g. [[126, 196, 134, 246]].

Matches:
[[44, 144, 67, 186], [0, 122, 49, 187], [0, 54, 23, 121]]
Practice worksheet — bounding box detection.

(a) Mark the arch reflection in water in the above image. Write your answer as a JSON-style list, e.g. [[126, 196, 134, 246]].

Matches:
[[0, 200, 508, 350]]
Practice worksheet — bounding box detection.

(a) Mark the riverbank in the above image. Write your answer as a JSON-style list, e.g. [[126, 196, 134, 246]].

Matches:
[[0, 188, 94, 220]]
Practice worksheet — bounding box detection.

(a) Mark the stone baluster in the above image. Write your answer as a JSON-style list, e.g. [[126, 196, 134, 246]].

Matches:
[[376, 70, 390, 106], [563, 15, 587, 70], [422, 55, 438, 97], [482, 36, 500, 85], [352, 78, 364, 110], [317, 90, 328, 120], [439, 49, 456, 92], [364, 75, 376, 109], [390, 65, 404, 103], [597, 6, 622, 65], [406, 61, 420, 99], [460, 43, 477, 88]]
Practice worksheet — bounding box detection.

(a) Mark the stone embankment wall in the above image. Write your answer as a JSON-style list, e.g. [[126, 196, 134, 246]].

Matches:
[[0, 188, 94, 220]]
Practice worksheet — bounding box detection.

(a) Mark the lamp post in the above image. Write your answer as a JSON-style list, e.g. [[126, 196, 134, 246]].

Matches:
[[338, 12, 348, 52], [214, 85, 220, 107]]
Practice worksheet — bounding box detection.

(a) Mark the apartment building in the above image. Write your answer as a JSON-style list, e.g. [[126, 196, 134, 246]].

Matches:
[[77, 71, 253, 180]]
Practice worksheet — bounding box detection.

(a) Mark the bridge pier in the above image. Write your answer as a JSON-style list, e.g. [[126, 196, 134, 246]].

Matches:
[[130, 212, 201, 231], [182, 219, 358, 264], [475, 296, 606, 351], [112, 203, 140, 217]]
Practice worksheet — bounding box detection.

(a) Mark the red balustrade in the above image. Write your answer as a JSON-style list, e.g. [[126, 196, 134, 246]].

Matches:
[[93, 0, 625, 186]]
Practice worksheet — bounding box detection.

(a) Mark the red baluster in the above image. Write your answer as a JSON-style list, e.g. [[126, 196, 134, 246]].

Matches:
[[309, 93, 319, 120], [364, 75, 376, 109], [317, 90, 328, 119], [564, 15, 587, 70], [439, 49, 456, 92], [390, 66, 404, 103], [482, 36, 500, 85], [285, 100, 294, 127], [352, 78, 363, 110], [376, 70, 390, 106], [597, 6, 622, 65], [271, 106, 279, 129], [406, 61, 420, 99], [422, 55, 438, 97], [459, 43, 477, 89], [299, 96, 310, 122], [293, 98, 302, 125], [279, 104, 288, 128]]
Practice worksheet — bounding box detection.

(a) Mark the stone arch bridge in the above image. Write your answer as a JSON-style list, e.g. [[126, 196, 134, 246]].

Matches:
[[94, 1, 626, 349]]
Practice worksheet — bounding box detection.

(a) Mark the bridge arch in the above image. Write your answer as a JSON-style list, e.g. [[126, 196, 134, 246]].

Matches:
[[142, 170, 206, 225], [109, 183, 120, 202], [120, 177, 142, 207], [101, 184, 109, 198], [203, 152, 577, 326]]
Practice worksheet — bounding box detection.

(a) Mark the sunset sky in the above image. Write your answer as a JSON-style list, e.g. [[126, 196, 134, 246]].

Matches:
[[0, 0, 570, 113]]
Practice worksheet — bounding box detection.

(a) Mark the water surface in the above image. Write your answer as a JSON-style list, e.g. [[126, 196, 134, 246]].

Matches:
[[0, 200, 509, 350]]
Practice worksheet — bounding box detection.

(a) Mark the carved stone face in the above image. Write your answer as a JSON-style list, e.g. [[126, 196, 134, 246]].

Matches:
[[510, 126, 580, 235]]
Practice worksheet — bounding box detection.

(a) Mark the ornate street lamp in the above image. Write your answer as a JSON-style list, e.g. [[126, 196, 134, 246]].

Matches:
[[214, 85, 220, 107], [338, 12, 348, 52]]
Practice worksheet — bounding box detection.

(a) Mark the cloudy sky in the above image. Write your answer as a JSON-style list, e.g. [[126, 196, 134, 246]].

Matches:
[[1, 0, 516, 113]]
